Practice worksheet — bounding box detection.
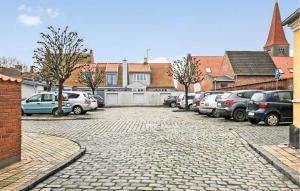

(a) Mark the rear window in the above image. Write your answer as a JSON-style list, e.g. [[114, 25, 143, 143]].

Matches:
[[251, 93, 265, 102], [221, 93, 232, 99], [66, 93, 80, 99]]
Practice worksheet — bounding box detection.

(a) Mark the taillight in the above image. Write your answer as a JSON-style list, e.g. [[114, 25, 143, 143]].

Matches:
[[225, 99, 234, 106], [195, 99, 201, 106], [259, 102, 268, 109], [61, 96, 65, 106]]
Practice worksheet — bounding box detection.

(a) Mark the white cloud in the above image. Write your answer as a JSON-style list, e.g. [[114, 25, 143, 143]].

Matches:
[[46, 8, 59, 18], [19, 14, 42, 26], [18, 4, 31, 12]]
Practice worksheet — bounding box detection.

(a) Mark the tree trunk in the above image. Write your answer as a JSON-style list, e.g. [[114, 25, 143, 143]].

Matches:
[[184, 85, 189, 110], [57, 80, 64, 116], [91, 87, 95, 95]]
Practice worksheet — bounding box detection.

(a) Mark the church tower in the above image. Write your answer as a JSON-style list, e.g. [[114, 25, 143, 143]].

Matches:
[[264, 1, 289, 57]]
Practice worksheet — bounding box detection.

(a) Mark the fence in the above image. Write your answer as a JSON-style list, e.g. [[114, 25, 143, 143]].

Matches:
[[217, 78, 293, 91], [105, 91, 181, 106]]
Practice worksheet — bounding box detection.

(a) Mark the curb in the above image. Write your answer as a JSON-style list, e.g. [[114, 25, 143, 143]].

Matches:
[[22, 117, 93, 121], [13, 146, 86, 191], [232, 131, 300, 187], [247, 142, 300, 187]]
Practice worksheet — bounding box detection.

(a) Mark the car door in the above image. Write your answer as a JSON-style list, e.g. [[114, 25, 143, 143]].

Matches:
[[277, 91, 293, 121], [40, 94, 55, 114], [23, 94, 42, 114]]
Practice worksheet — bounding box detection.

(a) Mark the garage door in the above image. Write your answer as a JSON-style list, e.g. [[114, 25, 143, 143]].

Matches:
[[133, 93, 144, 105], [106, 93, 118, 105]]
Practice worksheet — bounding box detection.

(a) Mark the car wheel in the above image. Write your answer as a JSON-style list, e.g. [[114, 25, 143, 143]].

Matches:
[[170, 102, 176, 108], [233, 108, 246, 122], [264, 113, 280, 126], [224, 116, 231, 120], [52, 108, 59, 116], [73, 106, 83, 115], [211, 109, 217, 118], [249, 118, 260, 125]]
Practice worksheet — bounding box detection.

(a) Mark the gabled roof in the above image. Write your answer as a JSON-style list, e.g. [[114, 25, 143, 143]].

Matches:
[[149, 63, 174, 88], [128, 64, 151, 73], [0, 74, 22, 83], [264, 2, 289, 48], [272, 56, 293, 79], [192, 56, 223, 77], [225, 51, 276, 76]]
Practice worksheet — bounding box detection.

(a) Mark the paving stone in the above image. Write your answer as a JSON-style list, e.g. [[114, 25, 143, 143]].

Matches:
[[22, 108, 300, 190]]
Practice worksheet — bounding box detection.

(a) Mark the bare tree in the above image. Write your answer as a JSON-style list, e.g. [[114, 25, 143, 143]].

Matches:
[[33, 26, 87, 116], [168, 53, 203, 110], [78, 64, 104, 95], [0, 57, 26, 71]]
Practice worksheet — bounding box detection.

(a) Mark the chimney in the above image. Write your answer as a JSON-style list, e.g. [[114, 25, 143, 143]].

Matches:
[[144, 57, 148, 64], [122, 59, 128, 88]]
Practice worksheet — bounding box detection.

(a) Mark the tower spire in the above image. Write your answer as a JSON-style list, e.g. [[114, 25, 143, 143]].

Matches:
[[264, 1, 289, 56]]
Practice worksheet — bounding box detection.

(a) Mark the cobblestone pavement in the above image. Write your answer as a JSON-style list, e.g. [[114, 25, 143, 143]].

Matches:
[[23, 108, 300, 191]]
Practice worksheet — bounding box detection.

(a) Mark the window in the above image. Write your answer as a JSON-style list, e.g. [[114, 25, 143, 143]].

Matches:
[[251, 93, 265, 102], [28, 94, 42, 102], [278, 69, 284, 74], [279, 48, 285, 55], [42, 94, 53, 102], [107, 73, 117, 86], [278, 92, 292, 102], [66, 93, 80, 99], [288, 68, 294, 73], [134, 74, 146, 81], [205, 68, 212, 73]]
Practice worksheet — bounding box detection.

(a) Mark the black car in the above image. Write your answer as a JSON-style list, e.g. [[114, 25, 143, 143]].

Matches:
[[216, 90, 262, 122], [92, 95, 105, 108], [164, 96, 177, 107], [247, 90, 293, 126]]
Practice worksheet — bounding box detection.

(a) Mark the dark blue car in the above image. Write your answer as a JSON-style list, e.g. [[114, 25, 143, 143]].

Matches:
[[247, 90, 293, 126]]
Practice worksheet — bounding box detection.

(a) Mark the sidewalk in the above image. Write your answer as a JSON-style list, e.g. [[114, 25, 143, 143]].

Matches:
[[0, 133, 84, 191]]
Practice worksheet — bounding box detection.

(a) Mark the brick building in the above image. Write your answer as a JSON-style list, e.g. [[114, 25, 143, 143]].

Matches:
[[194, 1, 294, 92], [0, 74, 22, 168]]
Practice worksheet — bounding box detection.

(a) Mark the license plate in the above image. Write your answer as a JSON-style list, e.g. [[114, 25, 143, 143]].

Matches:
[[248, 112, 254, 116]]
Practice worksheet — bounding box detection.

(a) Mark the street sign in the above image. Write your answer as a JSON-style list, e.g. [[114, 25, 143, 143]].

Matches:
[[275, 69, 281, 79]]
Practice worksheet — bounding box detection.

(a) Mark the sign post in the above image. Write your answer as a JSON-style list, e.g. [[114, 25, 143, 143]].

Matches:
[[274, 69, 281, 90]]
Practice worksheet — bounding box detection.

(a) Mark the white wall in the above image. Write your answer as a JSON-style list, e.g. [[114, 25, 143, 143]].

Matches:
[[105, 91, 180, 106], [21, 84, 44, 99]]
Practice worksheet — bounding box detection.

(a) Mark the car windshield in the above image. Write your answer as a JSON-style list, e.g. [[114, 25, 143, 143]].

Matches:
[[221, 93, 232, 99], [251, 93, 265, 102]]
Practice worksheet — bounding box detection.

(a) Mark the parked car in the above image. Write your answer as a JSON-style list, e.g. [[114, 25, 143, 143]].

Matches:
[[90, 97, 98, 110], [177, 93, 195, 109], [247, 90, 293, 126], [163, 96, 178, 107], [22, 92, 71, 116], [216, 90, 262, 122], [92, 95, 105, 108], [64, 91, 92, 115], [198, 94, 223, 117], [193, 91, 224, 112]]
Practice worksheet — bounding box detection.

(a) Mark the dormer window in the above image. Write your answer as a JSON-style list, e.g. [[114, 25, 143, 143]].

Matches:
[[278, 69, 284, 74], [205, 67, 212, 73], [134, 74, 147, 81], [288, 68, 293, 73]]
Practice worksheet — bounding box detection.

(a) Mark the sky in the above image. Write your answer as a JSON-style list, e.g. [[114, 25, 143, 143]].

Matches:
[[0, 0, 299, 65]]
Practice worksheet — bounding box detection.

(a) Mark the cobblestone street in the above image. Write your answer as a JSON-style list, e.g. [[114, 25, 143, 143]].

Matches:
[[23, 108, 300, 191]]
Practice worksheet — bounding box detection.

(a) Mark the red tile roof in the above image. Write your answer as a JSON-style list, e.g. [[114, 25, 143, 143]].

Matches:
[[0, 74, 22, 83], [192, 56, 224, 77], [106, 64, 119, 72], [128, 64, 151, 73], [272, 56, 293, 79], [264, 2, 289, 47], [149, 63, 174, 88]]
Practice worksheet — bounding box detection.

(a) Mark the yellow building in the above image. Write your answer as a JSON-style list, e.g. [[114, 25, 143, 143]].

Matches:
[[283, 8, 300, 148]]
